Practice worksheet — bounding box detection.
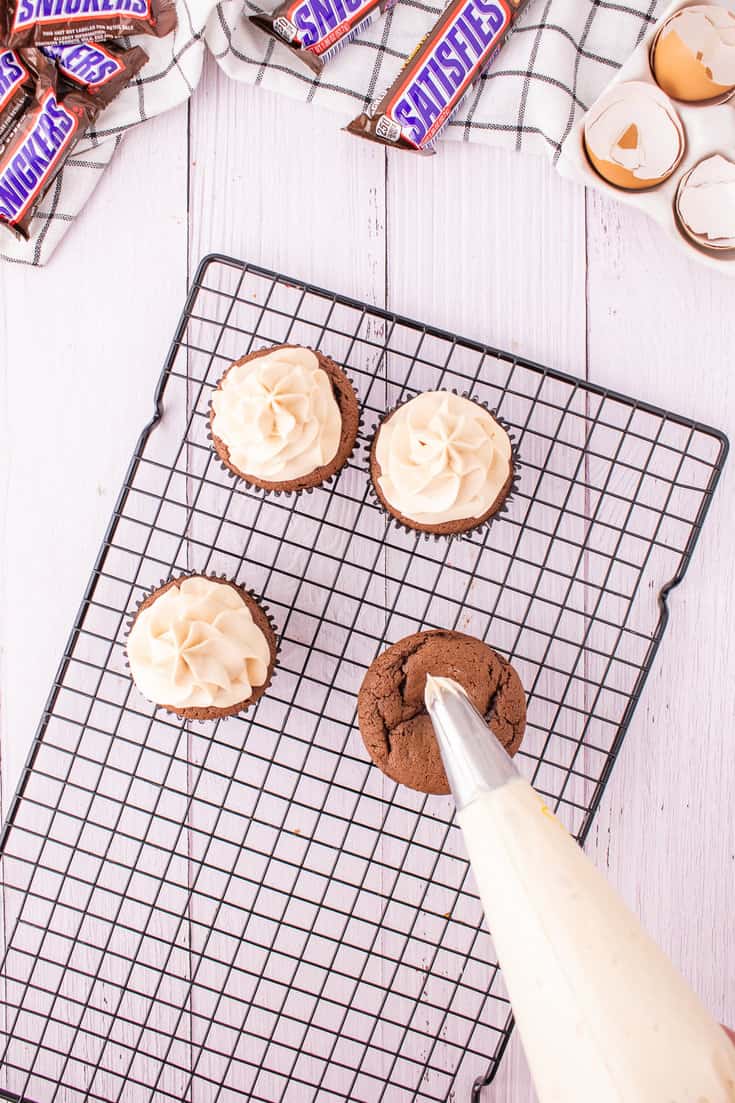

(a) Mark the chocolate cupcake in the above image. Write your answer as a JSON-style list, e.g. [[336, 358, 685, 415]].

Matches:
[[370, 391, 515, 535], [358, 630, 526, 795], [210, 344, 360, 493], [126, 575, 277, 720]]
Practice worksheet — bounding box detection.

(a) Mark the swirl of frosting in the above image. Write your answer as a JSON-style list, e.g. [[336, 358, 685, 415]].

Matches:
[[127, 577, 271, 710], [375, 392, 512, 524], [211, 346, 341, 482]]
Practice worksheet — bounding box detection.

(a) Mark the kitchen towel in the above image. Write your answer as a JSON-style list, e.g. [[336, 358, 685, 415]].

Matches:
[[1, 0, 665, 266]]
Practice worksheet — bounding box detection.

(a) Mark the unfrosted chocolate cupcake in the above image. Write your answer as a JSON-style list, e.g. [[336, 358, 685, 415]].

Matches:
[[126, 575, 277, 720], [358, 630, 526, 794], [370, 391, 514, 535], [210, 344, 359, 493]]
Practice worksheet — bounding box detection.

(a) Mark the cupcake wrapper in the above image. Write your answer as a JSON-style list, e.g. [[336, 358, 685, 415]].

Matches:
[[124, 571, 280, 724], [365, 389, 521, 543], [207, 351, 364, 499]]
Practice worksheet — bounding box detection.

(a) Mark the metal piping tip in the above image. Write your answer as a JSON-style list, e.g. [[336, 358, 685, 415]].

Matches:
[[424, 674, 450, 710], [424, 675, 519, 812]]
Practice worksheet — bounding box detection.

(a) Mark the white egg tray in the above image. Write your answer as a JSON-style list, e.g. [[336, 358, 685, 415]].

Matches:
[[558, 0, 735, 275]]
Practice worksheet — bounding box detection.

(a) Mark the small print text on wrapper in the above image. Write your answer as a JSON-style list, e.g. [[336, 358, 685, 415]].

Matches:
[[6, 0, 177, 48]]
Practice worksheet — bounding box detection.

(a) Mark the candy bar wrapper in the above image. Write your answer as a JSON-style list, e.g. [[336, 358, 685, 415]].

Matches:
[[0, 46, 37, 141], [250, 0, 395, 73], [0, 47, 98, 239], [42, 41, 148, 107], [4, 0, 177, 48], [347, 0, 530, 153]]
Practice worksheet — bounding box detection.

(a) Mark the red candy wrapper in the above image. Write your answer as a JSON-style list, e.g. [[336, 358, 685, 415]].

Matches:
[[0, 46, 36, 139], [0, 48, 98, 238], [42, 40, 148, 107], [4, 0, 177, 48], [347, 0, 530, 152], [250, 0, 395, 73]]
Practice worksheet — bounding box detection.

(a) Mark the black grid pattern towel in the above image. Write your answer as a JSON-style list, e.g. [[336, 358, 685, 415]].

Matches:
[[2, 0, 663, 266]]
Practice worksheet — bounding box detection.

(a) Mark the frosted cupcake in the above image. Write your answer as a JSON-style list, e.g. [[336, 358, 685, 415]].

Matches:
[[210, 344, 360, 493], [127, 575, 277, 720], [369, 391, 515, 536]]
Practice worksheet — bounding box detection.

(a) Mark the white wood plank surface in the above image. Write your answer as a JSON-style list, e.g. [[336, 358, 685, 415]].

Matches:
[[585, 191, 735, 1029], [1, 65, 733, 1103]]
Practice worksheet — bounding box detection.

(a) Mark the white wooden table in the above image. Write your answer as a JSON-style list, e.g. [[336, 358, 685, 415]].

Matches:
[[1, 55, 734, 1101]]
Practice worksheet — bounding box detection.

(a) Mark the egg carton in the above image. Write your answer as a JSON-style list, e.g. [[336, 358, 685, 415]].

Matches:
[[558, 0, 735, 275]]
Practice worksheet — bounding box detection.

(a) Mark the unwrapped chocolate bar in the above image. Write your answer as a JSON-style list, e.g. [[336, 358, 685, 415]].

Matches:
[[4, 0, 177, 48], [250, 0, 394, 73], [347, 0, 529, 152]]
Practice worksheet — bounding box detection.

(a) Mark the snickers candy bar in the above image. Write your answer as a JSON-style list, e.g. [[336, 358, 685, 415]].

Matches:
[[250, 0, 394, 73], [5, 0, 177, 48], [347, 0, 528, 152], [42, 41, 148, 107], [0, 52, 98, 238], [0, 47, 35, 139]]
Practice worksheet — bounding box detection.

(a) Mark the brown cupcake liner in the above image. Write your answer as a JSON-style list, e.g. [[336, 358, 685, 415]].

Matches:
[[206, 345, 363, 498], [365, 389, 521, 543], [124, 571, 280, 723]]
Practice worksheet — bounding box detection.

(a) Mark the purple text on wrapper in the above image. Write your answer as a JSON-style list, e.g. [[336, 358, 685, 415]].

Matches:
[[13, 0, 149, 30], [42, 42, 123, 86], [0, 50, 26, 108], [387, 0, 509, 147], [0, 91, 76, 225], [288, 0, 375, 47]]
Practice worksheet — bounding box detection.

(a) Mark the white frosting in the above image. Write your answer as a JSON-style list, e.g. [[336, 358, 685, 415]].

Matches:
[[375, 392, 512, 525], [127, 576, 271, 711], [659, 5, 735, 88], [211, 346, 341, 482], [460, 777, 735, 1103], [678, 153, 735, 248], [584, 81, 683, 181]]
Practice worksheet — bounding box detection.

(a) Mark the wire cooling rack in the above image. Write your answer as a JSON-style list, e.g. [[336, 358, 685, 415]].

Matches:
[[0, 255, 727, 1103]]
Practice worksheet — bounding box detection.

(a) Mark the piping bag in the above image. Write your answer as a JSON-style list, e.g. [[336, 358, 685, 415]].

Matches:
[[424, 676, 735, 1102]]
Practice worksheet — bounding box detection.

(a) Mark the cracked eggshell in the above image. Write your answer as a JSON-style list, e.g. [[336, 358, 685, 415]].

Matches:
[[652, 4, 735, 103], [583, 80, 686, 191], [675, 151, 735, 250]]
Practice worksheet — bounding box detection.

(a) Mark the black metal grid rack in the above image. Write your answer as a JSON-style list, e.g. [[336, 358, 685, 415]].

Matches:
[[0, 255, 727, 1103]]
